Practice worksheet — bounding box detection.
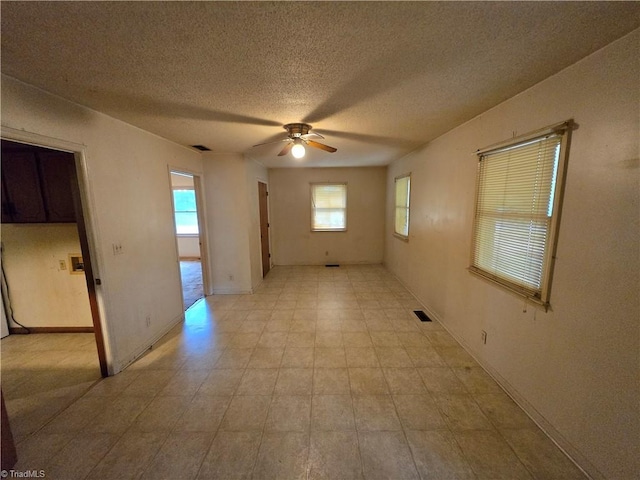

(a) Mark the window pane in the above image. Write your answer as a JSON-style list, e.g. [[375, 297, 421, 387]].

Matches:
[[173, 189, 197, 211], [312, 184, 347, 231], [174, 212, 198, 234], [173, 189, 198, 234], [395, 207, 409, 236], [394, 176, 410, 237], [471, 132, 564, 302], [313, 185, 346, 208], [314, 209, 346, 230], [474, 216, 549, 291]]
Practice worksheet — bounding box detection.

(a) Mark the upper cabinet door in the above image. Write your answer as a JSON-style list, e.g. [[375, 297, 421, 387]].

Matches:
[[38, 151, 76, 222], [1, 144, 77, 224], [1, 151, 47, 223]]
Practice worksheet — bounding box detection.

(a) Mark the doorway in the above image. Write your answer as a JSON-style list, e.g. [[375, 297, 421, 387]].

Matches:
[[170, 171, 208, 309], [0, 138, 108, 445], [258, 181, 271, 277], [0, 139, 107, 373]]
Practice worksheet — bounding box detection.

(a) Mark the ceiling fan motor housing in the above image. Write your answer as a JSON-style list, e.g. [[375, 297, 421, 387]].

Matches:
[[284, 123, 311, 137]]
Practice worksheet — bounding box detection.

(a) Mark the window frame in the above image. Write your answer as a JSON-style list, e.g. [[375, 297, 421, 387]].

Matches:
[[469, 120, 572, 309], [310, 182, 348, 232], [393, 173, 411, 241], [172, 186, 199, 236]]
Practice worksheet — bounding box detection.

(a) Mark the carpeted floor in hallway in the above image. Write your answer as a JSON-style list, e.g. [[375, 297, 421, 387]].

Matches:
[[180, 260, 204, 310]]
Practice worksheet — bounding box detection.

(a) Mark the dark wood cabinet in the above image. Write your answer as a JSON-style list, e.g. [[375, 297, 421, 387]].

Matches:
[[1, 141, 76, 223], [1, 150, 47, 223], [38, 151, 77, 222]]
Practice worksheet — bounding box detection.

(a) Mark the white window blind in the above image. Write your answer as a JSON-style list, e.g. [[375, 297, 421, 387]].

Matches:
[[311, 183, 347, 231], [470, 127, 569, 305], [394, 174, 410, 238]]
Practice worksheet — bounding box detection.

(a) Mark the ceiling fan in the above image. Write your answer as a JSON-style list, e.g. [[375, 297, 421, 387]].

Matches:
[[253, 123, 337, 158]]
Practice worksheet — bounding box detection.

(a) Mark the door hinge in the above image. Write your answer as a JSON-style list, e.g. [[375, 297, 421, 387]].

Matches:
[[268, 253, 271, 258]]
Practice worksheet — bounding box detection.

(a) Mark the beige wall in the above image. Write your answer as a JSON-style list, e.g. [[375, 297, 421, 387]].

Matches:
[[269, 167, 386, 265], [202, 153, 267, 293], [1, 224, 93, 327], [1, 75, 204, 373], [384, 30, 639, 479]]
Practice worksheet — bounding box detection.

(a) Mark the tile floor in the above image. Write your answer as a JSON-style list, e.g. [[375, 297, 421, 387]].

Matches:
[[1, 265, 586, 479]]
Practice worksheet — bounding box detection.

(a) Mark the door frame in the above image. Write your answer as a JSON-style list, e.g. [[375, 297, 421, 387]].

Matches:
[[1, 126, 111, 377], [168, 167, 211, 300], [258, 180, 271, 277]]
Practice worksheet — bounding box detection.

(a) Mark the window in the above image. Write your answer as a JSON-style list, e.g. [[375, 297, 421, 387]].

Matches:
[[470, 121, 571, 307], [173, 188, 198, 235], [311, 183, 347, 231], [394, 174, 411, 238]]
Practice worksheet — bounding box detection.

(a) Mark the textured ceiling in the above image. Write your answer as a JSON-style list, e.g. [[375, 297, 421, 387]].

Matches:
[[2, 1, 639, 168]]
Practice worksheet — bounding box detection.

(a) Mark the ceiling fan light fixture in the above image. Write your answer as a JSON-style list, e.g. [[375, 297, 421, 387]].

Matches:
[[253, 123, 336, 157], [291, 140, 306, 159]]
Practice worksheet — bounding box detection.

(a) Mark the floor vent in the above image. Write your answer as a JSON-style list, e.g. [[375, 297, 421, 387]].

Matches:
[[413, 310, 432, 322], [325, 264, 340, 268]]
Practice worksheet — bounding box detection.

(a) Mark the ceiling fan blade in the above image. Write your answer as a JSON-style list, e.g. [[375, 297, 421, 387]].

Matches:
[[278, 142, 293, 156], [301, 132, 325, 140], [306, 139, 337, 153], [253, 137, 290, 147]]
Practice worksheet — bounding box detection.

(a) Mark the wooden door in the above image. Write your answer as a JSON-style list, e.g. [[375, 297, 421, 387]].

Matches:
[[258, 182, 271, 277], [1, 391, 17, 470], [68, 154, 109, 377]]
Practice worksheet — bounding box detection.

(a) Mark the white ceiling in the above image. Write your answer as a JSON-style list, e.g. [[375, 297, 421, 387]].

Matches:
[[2, 2, 638, 168]]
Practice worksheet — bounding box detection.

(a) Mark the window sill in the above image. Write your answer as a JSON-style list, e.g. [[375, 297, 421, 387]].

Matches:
[[467, 267, 550, 311], [393, 233, 409, 242]]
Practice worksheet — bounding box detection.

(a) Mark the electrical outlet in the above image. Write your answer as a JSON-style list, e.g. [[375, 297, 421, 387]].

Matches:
[[112, 243, 123, 255], [481, 330, 487, 344], [145, 315, 151, 327], [59, 260, 67, 270], [228, 274, 234, 281], [325, 251, 329, 256]]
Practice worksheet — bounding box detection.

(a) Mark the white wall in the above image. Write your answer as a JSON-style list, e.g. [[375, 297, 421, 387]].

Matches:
[[269, 167, 386, 265], [202, 153, 267, 293], [384, 30, 639, 480], [1, 75, 203, 373], [1, 224, 92, 327]]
